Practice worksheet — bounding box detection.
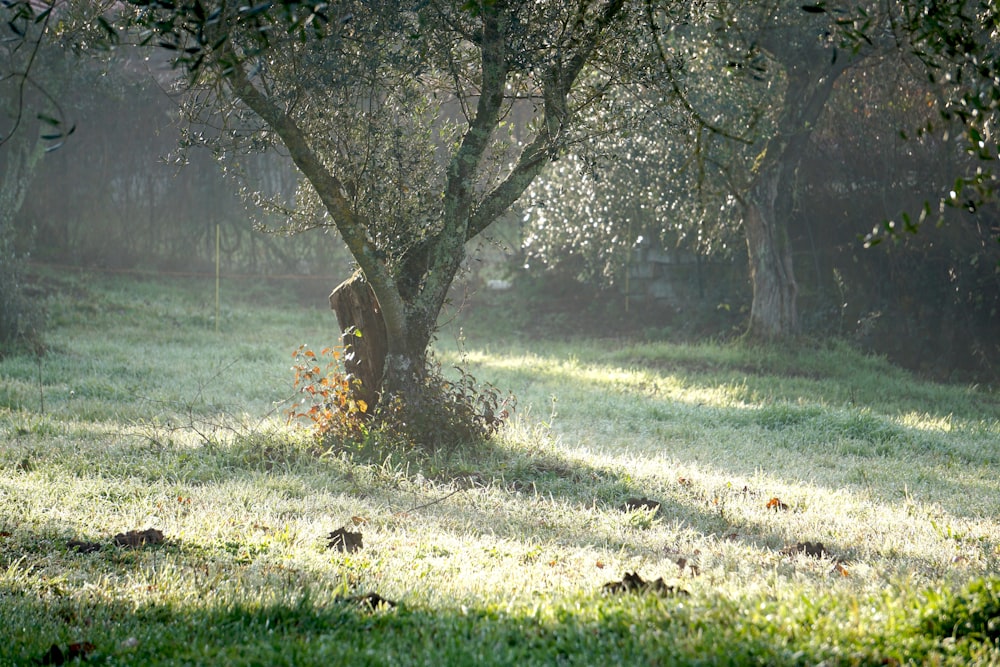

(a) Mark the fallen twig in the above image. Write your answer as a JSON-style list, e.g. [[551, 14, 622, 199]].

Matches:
[[397, 488, 464, 515]]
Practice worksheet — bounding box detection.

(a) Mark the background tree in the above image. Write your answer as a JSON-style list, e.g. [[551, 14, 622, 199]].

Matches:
[[0, 122, 44, 351], [13, 56, 337, 280], [0, 1, 75, 350], [803, 52, 1000, 377], [866, 0, 1000, 232], [520, 97, 748, 334], [646, 0, 894, 339], [518, 0, 998, 376], [524, 0, 864, 338]]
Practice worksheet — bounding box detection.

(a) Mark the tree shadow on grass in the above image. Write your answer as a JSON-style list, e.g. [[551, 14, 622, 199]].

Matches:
[[8, 414, 976, 592], [456, 346, 1000, 522], [0, 574, 905, 667]]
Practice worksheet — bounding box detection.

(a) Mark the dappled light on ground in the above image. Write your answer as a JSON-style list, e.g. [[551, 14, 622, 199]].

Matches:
[[1, 276, 999, 664]]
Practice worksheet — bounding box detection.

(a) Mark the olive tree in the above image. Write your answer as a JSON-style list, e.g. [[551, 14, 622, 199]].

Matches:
[[715, 0, 1000, 337], [523, 1, 870, 338], [648, 1, 888, 339], [124, 0, 642, 426]]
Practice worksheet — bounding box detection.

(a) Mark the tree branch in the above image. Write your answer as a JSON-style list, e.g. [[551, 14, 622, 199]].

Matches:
[[442, 0, 510, 239], [467, 0, 627, 239], [220, 43, 409, 352]]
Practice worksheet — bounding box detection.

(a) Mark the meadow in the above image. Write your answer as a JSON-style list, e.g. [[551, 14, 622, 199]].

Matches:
[[1, 271, 999, 665]]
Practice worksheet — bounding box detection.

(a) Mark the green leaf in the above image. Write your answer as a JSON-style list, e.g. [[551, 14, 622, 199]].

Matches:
[[239, 2, 273, 19], [96, 16, 118, 42]]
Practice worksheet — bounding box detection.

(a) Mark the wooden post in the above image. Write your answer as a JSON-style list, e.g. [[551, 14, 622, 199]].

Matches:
[[215, 224, 220, 333]]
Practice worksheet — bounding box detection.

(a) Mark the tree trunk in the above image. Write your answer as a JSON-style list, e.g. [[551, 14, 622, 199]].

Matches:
[[0, 135, 44, 345], [744, 171, 799, 338], [329, 271, 388, 410], [738, 7, 862, 340], [329, 268, 440, 414]]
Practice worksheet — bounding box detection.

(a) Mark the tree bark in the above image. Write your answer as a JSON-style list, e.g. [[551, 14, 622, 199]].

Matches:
[[742, 16, 857, 339], [744, 170, 799, 338], [329, 271, 388, 410]]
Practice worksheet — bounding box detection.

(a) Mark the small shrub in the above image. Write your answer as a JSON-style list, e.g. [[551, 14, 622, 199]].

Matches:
[[371, 357, 516, 455], [287, 344, 369, 444], [287, 345, 515, 457]]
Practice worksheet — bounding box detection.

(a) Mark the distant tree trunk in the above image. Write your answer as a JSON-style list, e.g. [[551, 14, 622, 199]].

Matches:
[[743, 20, 856, 339], [0, 134, 44, 345], [744, 168, 799, 338], [0, 134, 43, 238]]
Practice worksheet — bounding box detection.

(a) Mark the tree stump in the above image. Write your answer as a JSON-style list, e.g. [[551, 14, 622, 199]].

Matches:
[[329, 270, 388, 411]]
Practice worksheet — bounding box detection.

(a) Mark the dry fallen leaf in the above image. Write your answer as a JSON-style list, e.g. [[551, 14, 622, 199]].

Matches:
[[39, 642, 95, 666], [620, 497, 660, 513], [67, 539, 102, 554], [327, 527, 363, 552], [114, 528, 164, 548], [781, 541, 829, 558], [602, 571, 689, 597], [766, 497, 789, 511]]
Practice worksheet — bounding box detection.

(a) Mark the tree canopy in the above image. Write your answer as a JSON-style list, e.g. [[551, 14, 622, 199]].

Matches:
[[2, 0, 998, 385], [108, 0, 652, 443]]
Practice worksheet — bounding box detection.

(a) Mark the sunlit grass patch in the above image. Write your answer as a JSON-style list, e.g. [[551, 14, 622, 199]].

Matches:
[[1, 273, 999, 664]]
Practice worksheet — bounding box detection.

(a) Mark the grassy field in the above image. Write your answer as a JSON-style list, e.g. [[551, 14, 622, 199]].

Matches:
[[1, 271, 999, 665]]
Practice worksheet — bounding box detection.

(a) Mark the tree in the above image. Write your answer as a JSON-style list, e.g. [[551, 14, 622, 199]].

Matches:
[[0, 1, 79, 349], [721, 0, 1000, 338], [645, 1, 890, 339], [522, 1, 869, 339], [0, 124, 44, 350], [125, 0, 636, 428], [804, 55, 1000, 377], [863, 0, 1000, 240], [519, 98, 747, 327]]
